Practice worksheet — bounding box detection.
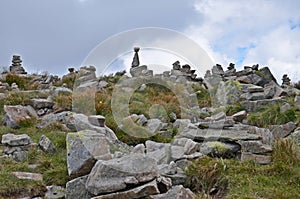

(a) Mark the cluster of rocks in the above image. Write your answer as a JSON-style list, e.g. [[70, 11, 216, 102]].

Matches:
[[204, 63, 299, 112], [1, 133, 32, 161], [9, 55, 27, 74], [129, 47, 205, 86], [1, 132, 55, 161]]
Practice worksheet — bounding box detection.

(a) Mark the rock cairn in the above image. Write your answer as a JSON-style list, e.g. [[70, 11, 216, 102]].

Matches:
[[282, 74, 291, 86], [9, 55, 27, 74]]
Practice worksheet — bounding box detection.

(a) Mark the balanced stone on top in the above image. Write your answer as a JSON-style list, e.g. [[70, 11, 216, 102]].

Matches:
[[131, 47, 140, 67]]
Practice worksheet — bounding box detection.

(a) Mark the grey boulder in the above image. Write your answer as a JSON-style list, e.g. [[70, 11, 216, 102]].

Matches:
[[86, 154, 159, 195]]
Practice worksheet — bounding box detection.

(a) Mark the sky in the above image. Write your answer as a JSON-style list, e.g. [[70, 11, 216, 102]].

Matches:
[[0, 0, 300, 83]]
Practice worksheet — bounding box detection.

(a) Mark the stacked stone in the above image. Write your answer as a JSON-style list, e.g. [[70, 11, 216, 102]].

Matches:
[[1, 133, 32, 161], [130, 47, 153, 77], [282, 74, 291, 86], [170, 61, 198, 81], [9, 55, 27, 74]]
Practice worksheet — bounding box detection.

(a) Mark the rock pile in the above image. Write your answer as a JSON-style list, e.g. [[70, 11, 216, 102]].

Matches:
[[9, 55, 27, 74], [1, 133, 32, 161]]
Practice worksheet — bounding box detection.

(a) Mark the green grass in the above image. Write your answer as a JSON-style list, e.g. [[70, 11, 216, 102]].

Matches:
[[0, 125, 69, 198], [185, 139, 300, 199], [248, 105, 297, 128]]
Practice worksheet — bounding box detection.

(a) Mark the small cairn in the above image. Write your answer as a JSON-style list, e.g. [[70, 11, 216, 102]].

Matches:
[[9, 55, 27, 74], [282, 74, 291, 87]]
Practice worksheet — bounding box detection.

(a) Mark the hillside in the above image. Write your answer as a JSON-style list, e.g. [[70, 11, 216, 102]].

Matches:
[[0, 53, 299, 199]]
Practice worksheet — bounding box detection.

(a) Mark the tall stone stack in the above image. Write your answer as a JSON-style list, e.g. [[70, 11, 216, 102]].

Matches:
[[9, 55, 27, 74]]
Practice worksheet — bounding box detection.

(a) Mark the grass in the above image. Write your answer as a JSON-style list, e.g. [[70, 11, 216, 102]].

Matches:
[[185, 139, 300, 198], [0, 125, 69, 198], [248, 105, 297, 128]]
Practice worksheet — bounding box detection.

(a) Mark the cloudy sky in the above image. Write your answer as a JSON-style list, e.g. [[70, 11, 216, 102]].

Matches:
[[1, 0, 300, 82]]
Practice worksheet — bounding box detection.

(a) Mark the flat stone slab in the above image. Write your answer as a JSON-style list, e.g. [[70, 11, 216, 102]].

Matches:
[[11, 172, 43, 181], [91, 179, 160, 199], [181, 128, 261, 142], [86, 154, 159, 195], [2, 133, 31, 146]]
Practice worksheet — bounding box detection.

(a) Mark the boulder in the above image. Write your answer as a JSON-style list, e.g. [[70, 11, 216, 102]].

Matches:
[[1, 133, 31, 146], [247, 126, 274, 144], [146, 119, 163, 132], [215, 81, 241, 106], [88, 115, 106, 127], [38, 135, 56, 154], [86, 154, 159, 195], [254, 67, 277, 86], [270, 122, 297, 139], [149, 185, 195, 199], [130, 65, 148, 77], [247, 85, 264, 93], [65, 113, 117, 140], [240, 92, 265, 101], [29, 98, 54, 110], [241, 152, 271, 164], [197, 119, 234, 129], [3, 105, 37, 129], [280, 102, 291, 113], [66, 130, 113, 178], [181, 128, 261, 142], [91, 179, 160, 199], [238, 140, 272, 154], [146, 140, 171, 164], [66, 175, 93, 199], [294, 95, 300, 108], [199, 141, 240, 158], [45, 185, 65, 199], [240, 98, 284, 112], [131, 143, 145, 154], [232, 110, 247, 123], [173, 119, 191, 133]]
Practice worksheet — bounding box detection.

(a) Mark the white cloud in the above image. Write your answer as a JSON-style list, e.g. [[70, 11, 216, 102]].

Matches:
[[184, 0, 300, 82]]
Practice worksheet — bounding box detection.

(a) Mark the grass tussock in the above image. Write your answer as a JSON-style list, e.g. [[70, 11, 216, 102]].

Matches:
[[185, 139, 300, 198], [248, 105, 297, 127]]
